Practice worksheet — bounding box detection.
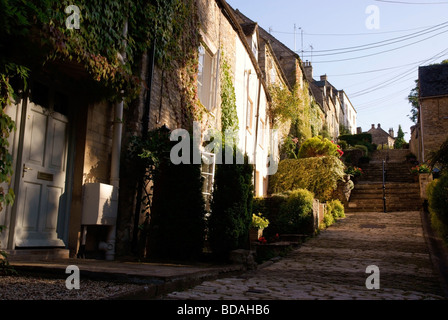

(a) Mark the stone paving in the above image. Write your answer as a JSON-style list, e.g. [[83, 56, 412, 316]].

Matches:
[[165, 211, 446, 300]]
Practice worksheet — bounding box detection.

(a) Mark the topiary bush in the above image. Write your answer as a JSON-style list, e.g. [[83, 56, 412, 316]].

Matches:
[[277, 189, 315, 235], [269, 156, 345, 202], [208, 150, 254, 260], [147, 138, 206, 261], [253, 194, 288, 240]]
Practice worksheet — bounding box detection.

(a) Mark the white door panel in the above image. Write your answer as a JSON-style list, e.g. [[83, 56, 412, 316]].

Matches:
[[15, 100, 68, 247]]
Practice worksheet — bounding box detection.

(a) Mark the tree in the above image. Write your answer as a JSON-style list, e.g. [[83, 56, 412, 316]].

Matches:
[[394, 125, 406, 149]]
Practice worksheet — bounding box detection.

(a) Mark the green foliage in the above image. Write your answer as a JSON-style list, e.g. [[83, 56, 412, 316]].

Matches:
[[427, 173, 448, 229], [298, 136, 342, 159], [339, 133, 374, 149], [277, 189, 315, 235], [281, 136, 300, 159], [327, 199, 345, 219], [220, 55, 238, 136], [269, 83, 323, 144], [269, 156, 346, 202], [251, 213, 269, 230], [408, 80, 419, 124], [338, 140, 348, 151], [0, 73, 19, 212], [353, 144, 368, 157], [0, 0, 199, 101], [0, 226, 16, 275], [147, 138, 206, 260], [252, 194, 288, 240], [428, 136, 448, 173], [394, 125, 406, 149], [209, 150, 254, 259], [322, 199, 345, 228], [345, 166, 364, 177], [377, 144, 392, 150]]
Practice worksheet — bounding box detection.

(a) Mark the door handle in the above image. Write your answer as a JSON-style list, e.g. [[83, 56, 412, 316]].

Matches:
[[22, 164, 33, 177]]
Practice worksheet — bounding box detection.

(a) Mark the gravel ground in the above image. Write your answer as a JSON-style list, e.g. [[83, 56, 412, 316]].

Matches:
[[0, 272, 146, 300]]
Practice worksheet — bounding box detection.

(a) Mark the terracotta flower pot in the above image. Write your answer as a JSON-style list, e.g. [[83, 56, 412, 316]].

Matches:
[[249, 228, 263, 242]]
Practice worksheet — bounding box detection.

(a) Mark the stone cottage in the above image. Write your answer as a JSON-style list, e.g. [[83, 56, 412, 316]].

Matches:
[[410, 63, 448, 162], [0, 0, 276, 260], [367, 123, 395, 148], [0, 0, 357, 261]]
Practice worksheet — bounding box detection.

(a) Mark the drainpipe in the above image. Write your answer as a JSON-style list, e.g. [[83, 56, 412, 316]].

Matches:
[[131, 40, 156, 253], [419, 100, 425, 163], [106, 19, 128, 261], [253, 79, 262, 196]]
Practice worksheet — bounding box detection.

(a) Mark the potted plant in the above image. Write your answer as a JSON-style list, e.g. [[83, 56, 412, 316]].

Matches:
[[250, 213, 269, 242], [345, 166, 363, 183]]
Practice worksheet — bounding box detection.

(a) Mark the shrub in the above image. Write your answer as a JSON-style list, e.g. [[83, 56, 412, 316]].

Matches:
[[148, 159, 206, 261], [323, 209, 335, 228], [427, 173, 448, 237], [0, 225, 16, 275], [327, 199, 345, 219], [209, 150, 254, 259], [298, 136, 342, 158], [339, 133, 372, 146], [251, 213, 269, 230], [269, 156, 345, 202], [253, 194, 288, 240], [354, 144, 369, 157], [277, 189, 315, 235], [338, 140, 348, 151]]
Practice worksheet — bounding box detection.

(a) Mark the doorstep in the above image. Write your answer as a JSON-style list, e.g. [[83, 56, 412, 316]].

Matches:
[[6, 248, 70, 261]]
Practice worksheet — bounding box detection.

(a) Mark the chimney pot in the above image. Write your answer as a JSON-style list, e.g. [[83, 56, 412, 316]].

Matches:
[[377, 123, 381, 128]]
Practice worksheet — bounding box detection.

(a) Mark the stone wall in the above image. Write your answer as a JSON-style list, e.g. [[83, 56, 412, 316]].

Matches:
[[421, 97, 448, 161], [368, 124, 395, 147], [83, 101, 114, 184]]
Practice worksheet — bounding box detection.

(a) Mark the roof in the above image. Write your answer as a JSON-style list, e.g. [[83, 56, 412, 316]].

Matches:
[[419, 63, 448, 98], [240, 22, 258, 37]]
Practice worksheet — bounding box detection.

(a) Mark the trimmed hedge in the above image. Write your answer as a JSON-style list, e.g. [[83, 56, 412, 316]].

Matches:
[[427, 173, 448, 242], [268, 156, 345, 202], [253, 189, 315, 237], [148, 160, 206, 260], [278, 189, 315, 234], [208, 151, 254, 259]]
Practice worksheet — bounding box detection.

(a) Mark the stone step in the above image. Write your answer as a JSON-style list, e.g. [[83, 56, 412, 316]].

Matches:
[[5, 249, 70, 261]]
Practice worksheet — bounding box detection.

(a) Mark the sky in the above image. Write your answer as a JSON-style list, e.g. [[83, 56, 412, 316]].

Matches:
[[226, 0, 448, 141]]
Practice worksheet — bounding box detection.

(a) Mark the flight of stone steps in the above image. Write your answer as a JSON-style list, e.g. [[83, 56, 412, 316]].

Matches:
[[347, 150, 423, 213]]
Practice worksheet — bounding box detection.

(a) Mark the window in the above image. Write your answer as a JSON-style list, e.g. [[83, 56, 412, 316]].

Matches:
[[201, 152, 216, 213], [270, 68, 276, 85], [252, 40, 258, 59], [246, 97, 254, 132], [198, 44, 219, 111], [259, 119, 265, 148]]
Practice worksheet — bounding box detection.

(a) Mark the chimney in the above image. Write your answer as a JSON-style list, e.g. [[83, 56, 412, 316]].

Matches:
[[389, 128, 394, 137], [303, 61, 313, 81], [371, 124, 375, 129], [377, 123, 381, 129], [320, 74, 327, 82]]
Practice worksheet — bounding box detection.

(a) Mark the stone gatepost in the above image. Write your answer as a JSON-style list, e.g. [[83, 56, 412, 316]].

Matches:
[[419, 173, 433, 200]]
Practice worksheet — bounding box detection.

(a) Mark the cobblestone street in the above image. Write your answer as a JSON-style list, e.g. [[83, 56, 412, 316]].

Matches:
[[165, 211, 446, 300]]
